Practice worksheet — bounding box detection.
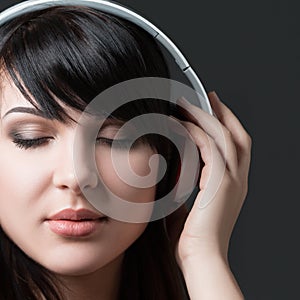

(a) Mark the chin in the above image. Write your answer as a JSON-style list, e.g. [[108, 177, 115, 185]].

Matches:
[[51, 264, 103, 277], [37, 245, 122, 277]]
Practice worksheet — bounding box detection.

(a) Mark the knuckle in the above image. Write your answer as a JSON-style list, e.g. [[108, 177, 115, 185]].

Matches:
[[239, 130, 252, 148], [223, 127, 231, 137], [244, 133, 252, 148], [221, 127, 232, 141]]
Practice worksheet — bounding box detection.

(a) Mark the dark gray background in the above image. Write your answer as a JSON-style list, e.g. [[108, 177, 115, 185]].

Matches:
[[1, 1, 299, 299]]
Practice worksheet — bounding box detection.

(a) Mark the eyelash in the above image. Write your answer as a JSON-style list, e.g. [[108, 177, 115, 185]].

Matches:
[[12, 137, 134, 150], [13, 137, 52, 150], [96, 137, 134, 149]]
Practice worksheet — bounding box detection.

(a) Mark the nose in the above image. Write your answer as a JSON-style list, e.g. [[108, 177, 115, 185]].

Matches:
[[53, 164, 98, 195], [52, 138, 98, 195]]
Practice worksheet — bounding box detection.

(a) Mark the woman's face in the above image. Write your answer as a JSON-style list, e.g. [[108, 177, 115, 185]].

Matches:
[[0, 74, 157, 276]]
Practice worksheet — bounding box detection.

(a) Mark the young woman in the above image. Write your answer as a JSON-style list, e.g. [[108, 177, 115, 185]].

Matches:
[[0, 4, 251, 300]]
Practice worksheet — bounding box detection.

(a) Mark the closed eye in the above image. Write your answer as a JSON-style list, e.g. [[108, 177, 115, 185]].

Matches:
[[96, 137, 134, 149], [12, 137, 53, 150], [12, 136, 136, 151]]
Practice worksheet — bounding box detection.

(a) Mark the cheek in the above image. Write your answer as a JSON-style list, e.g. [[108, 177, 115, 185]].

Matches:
[[95, 147, 157, 202], [0, 147, 51, 209], [0, 143, 50, 243], [0, 146, 28, 217], [0, 160, 43, 264]]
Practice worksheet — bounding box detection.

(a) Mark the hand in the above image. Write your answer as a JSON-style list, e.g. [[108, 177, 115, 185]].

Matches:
[[170, 92, 252, 266]]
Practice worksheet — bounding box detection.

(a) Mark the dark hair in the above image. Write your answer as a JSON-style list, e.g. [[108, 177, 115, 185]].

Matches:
[[0, 5, 188, 300]]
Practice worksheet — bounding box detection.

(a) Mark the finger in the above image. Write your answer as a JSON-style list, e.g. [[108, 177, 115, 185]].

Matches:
[[208, 92, 252, 171], [176, 97, 238, 173], [180, 121, 212, 190], [180, 120, 226, 208]]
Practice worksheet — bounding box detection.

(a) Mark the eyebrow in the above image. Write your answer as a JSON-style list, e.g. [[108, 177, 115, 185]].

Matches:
[[2, 107, 48, 119], [1, 106, 126, 128]]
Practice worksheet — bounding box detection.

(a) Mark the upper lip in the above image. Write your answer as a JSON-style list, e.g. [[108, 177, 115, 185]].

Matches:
[[47, 209, 106, 221]]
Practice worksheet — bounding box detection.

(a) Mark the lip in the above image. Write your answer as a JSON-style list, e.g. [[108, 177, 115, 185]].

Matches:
[[46, 208, 108, 237], [47, 208, 106, 221]]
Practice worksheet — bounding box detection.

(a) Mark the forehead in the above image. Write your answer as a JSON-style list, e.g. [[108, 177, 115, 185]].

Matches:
[[0, 72, 82, 123], [0, 72, 34, 115], [0, 74, 113, 128]]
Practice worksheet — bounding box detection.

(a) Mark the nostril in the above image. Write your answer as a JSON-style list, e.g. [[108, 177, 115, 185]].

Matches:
[[78, 171, 99, 190]]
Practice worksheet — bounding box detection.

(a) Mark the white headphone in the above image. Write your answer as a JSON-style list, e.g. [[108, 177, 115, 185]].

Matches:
[[0, 0, 213, 115]]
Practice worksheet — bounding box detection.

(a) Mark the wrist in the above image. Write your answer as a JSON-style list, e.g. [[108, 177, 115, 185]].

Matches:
[[179, 249, 228, 273], [176, 239, 229, 270], [178, 252, 244, 300]]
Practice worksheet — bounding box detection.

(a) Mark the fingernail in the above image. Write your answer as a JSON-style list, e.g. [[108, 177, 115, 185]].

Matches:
[[209, 91, 220, 101], [177, 96, 190, 106]]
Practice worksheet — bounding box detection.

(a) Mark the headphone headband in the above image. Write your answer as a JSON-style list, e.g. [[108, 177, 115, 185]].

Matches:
[[0, 0, 212, 114]]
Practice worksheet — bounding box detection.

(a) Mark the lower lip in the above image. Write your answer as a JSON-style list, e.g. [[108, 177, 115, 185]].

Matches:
[[46, 218, 107, 237]]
